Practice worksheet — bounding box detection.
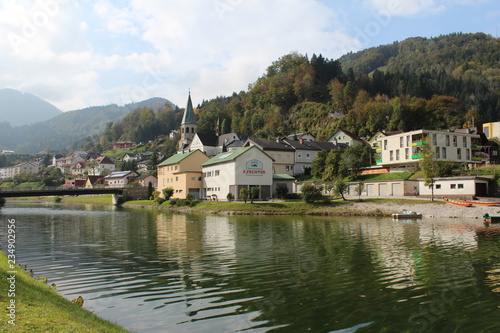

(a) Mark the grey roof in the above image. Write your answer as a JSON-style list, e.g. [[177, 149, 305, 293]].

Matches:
[[246, 138, 295, 151], [181, 93, 196, 125]]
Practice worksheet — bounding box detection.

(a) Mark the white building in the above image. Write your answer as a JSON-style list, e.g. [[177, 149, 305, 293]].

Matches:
[[201, 145, 274, 201], [0, 167, 12, 179], [418, 176, 489, 197], [377, 129, 481, 171]]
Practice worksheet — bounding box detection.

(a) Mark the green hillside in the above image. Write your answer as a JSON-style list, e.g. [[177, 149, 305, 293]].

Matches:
[[194, 32, 499, 141]]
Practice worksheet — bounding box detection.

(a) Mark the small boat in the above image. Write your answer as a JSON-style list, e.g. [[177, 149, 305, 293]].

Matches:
[[483, 213, 500, 225], [457, 200, 500, 206], [443, 198, 472, 207], [392, 210, 422, 219]]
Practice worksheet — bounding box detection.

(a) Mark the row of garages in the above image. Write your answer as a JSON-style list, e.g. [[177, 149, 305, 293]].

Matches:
[[295, 176, 492, 199]]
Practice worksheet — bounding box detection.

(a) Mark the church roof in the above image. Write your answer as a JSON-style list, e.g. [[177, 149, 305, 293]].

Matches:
[[181, 93, 196, 125]]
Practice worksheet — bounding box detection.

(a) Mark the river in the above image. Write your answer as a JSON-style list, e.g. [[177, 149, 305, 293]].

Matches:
[[1, 201, 500, 332]]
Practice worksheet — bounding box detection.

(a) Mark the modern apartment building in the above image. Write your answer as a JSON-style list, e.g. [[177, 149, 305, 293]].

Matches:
[[376, 129, 482, 170]]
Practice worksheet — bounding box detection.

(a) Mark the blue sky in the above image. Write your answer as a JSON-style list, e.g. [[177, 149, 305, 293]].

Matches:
[[0, 0, 498, 112]]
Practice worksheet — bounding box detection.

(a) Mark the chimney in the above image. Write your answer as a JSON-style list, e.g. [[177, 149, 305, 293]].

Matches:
[[300, 138, 304, 144]]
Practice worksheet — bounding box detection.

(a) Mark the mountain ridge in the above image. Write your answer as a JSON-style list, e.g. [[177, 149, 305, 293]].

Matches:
[[0, 88, 63, 126]]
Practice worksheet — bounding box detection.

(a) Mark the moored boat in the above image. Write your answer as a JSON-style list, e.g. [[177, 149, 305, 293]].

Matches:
[[443, 198, 472, 207], [483, 213, 500, 225]]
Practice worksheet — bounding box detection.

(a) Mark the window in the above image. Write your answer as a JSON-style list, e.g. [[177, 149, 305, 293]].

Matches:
[[453, 136, 457, 147], [442, 147, 447, 159], [298, 154, 302, 158], [451, 184, 456, 189], [432, 134, 437, 146], [215, 170, 220, 176], [400, 137, 404, 148], [458, 184, 464, 189], [446, 135, 450, 146], [390, 150, 394, 161], [436, 184, 441, 189], [463, 137, 467, 147], [405, 148, 409, 159], [396, 150, 400, 160], [191, 177, 195, 181], [436, 147, 440, 158], [306, 153, 310, 159], [407, 136, 411, 147], [466, 149, 470, 160], [384, 140, 388, 150], [457, 148, 462, 160]]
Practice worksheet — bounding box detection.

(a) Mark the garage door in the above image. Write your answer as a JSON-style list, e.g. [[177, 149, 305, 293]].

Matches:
[[391, 183, 402, 196], [379, 184, 388, 196], [366, 184, 375, 196]]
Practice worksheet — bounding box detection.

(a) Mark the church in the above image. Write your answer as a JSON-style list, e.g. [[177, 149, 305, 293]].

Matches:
[[177, 93, 243, 157]]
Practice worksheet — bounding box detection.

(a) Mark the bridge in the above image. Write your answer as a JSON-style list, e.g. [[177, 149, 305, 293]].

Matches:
[[0, 186, 126, 198]]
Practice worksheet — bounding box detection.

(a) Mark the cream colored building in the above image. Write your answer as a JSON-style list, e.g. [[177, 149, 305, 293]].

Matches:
[[377, 129, 481, 170], [157, 149, 209, 199], [483, 122, 500, 140]]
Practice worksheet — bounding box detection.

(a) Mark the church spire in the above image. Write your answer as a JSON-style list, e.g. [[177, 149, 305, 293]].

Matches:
[[181, 92, 196, 125], [178, 92, 197, 152]]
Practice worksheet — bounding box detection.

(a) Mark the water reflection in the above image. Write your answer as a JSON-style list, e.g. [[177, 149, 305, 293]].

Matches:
[[1, 203, 500, 332]]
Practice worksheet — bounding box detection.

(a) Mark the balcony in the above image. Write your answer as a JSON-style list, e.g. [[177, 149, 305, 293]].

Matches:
[[412, 155, 423, 159], [411, 141, 429, 146]]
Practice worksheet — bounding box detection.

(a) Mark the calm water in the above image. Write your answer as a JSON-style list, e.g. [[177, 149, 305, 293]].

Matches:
[[1, 202, 500, 332]]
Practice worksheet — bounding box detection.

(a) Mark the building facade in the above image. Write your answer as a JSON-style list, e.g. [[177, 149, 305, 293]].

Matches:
[[201, 146, 274, 201], [157, 149, 209, 199], [377, 129, 481, 170]]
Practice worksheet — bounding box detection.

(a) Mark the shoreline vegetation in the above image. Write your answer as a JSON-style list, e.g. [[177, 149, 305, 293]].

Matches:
[[0, 250, 129, 333]]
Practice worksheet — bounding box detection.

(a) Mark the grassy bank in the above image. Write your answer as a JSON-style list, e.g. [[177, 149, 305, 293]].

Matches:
[[0, 250, 129, 332], [124, 198, 437, 216]]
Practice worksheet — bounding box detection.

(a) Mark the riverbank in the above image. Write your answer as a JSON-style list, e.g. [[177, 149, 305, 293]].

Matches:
[[124, 197, 496, 219], [5, 195, 497, 219], [0, 250, 128, 333]]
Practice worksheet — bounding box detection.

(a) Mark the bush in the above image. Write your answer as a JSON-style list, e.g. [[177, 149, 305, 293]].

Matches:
[[150, 191, 161, 201], [226, 192, 235, 202], [301, 184, 323, 203], [162, 188, 174, 200], [240, 188, 250, 203]]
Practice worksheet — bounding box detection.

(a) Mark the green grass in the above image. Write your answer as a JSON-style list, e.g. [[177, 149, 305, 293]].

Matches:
[[57, 194, 114, 205], [0, 251, 129, 332], [123, 197, 440, 216], [358, 171, 416, 181]]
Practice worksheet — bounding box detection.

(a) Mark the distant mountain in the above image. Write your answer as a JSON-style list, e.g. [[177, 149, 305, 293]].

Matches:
[[0, 88, 63, 126], [0, 97, 176, 153]]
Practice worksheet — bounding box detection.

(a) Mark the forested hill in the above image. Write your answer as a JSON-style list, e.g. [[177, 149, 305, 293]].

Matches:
[[0, 97, 175, 153], [194, 32, 499, 142]]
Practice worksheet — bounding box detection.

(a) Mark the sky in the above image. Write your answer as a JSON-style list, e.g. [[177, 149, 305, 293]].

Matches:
[[0, 0, 498, 112]]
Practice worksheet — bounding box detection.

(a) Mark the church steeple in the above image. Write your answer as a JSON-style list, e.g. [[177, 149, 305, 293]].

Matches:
[[178, 92, 197, 151], [181, 93, 196, 125]]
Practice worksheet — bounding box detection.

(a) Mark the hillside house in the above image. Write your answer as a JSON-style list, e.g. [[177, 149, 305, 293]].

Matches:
[[103, 171, 138, 188], [328, 129, 364, 147]]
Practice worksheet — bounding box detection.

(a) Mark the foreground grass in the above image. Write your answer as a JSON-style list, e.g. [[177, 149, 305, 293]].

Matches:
[[56, 194, 114, 205], [0, 251, 128, 332]]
